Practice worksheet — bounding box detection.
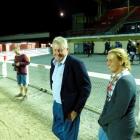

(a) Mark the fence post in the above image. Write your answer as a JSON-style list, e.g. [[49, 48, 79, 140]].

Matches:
[[2, 55, 7, 78]]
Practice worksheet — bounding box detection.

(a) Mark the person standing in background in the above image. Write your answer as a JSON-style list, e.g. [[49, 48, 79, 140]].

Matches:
[[50, 36, 91, 140], [13, 45, 30, 99], [104, 40, 111, 55], [136, 40, 140, 64]]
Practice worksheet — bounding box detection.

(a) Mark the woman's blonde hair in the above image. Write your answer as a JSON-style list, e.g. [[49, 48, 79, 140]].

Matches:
[[108, 48, 131, 71]]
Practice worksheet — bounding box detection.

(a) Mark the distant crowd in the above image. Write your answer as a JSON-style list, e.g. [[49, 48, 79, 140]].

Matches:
[[104, 40, 140, 64]]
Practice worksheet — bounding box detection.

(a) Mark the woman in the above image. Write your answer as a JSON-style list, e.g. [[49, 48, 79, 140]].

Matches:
[[98, 48, 137, 140]]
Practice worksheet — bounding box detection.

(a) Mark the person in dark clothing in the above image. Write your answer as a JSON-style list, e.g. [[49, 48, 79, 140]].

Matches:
[[91, 41, 95, 54], [136, 41, 140, 64], [104, 41, 111, 55], [13, 45, 30, 99], [129, 42, 136, 64], [50, 36, 91, 140], [87, 42, 91, 57], [127, 39, 132, 54], [98, 48, 137, 140], [83, 42, 87, 54], [115, 41, 122, 48]]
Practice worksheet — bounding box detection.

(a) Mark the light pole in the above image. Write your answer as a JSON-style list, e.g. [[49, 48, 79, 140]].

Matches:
[[128, 0, 130, 13]]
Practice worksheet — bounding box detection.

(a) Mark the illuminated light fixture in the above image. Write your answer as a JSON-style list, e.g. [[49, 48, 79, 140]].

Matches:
[[60, 11, 64, 17]]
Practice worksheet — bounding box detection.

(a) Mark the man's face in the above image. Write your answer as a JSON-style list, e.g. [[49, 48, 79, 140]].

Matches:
[[52, 43, 68, 62], [107, 53, 122, 74]]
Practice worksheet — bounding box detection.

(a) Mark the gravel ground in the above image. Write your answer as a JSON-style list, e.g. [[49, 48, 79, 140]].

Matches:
[[0, 78, 100, 140], [0, 78, 140, 140], [0, 78, 57, 140], [0, 53, 140, 140]]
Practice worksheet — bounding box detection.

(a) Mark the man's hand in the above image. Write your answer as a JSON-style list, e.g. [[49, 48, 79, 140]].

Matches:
[[68, 111, 77, 121], [16, 62, 20, 66]]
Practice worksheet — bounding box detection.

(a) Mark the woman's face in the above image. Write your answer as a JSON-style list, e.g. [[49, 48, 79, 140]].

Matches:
[[107, 53, 123, 74]]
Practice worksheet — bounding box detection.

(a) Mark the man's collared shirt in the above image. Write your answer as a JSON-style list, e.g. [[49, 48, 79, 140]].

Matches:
[[52, 56, 67, 104]]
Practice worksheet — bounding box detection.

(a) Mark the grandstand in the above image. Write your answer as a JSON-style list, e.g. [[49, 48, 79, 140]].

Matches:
[[87, 7, 130, 35], [119, 6, 140, 34], [127, 7, 140, 22], [64, 5, 140, 37]]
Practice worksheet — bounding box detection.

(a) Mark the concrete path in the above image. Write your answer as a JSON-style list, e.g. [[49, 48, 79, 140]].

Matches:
[[0, 77, 140, 140]]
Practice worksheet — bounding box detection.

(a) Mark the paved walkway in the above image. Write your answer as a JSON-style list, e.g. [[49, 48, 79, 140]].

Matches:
[[0, 77, 100, 140], [0, 77, 57, 140], [0, 77, 140, 140], [0, 50, 140, 140]]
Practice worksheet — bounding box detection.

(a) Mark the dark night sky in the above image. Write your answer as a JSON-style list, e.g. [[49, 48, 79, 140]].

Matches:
[[0, 0, 98, 36], [0, 0, 138, 36]]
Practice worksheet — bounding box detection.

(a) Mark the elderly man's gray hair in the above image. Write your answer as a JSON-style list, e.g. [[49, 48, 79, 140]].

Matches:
[[52, 36, 68, 48]]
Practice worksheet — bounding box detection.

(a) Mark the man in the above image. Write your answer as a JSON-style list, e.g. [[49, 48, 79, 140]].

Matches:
[[13, 44, 30, 99], [50, 36, 91, 140], [104, 40, 111, 55]]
